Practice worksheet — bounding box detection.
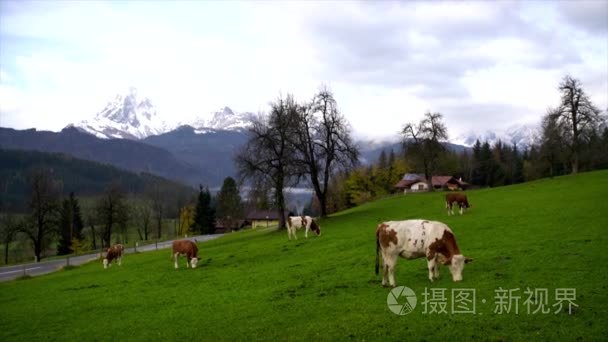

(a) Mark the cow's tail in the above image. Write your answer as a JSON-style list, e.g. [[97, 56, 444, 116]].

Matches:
[[375, 230, 380, 275]]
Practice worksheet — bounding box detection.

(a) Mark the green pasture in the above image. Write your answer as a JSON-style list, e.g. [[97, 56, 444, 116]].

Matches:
[[1, 171, 607, 340]]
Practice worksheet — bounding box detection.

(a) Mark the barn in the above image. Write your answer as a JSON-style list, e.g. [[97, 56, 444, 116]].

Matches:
[[245, 210, 292, 229], [394, 174, 468, 193]]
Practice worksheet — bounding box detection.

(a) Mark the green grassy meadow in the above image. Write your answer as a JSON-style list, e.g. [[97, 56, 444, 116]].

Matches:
[[1, 171, 607, 341]]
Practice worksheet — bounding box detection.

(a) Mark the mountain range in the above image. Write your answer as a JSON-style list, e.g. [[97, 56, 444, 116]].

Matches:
[[73, 89, 257, 139], [1, 88, 541, 188], [452, 123, 539, 149], [0, 126, 204, 186], [72, 88, 540, 148]]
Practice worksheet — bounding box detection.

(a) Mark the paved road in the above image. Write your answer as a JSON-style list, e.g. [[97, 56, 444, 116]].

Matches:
[[0, 234, 223, 282]]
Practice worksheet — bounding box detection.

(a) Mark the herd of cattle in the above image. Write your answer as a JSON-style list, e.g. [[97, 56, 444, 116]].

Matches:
[[102, 193, 473, 287]]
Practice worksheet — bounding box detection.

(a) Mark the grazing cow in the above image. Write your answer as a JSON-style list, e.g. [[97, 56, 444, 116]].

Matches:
[[103, 244, 125, 269], [375, 220, 472, 286], [445, 193, 471, 215], [172, 239, 199, 269], [286, 216, 321, 240]]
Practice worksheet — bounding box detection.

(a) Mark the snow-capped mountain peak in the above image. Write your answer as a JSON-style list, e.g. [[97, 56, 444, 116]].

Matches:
[[190, 106, 256, 133], [72, 88, 170, 140], [452, 123, 540, 148]]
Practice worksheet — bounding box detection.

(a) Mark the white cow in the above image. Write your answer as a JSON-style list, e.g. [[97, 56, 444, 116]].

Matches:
[[375, 219, 472, 286], [286, 216, 321, 240]]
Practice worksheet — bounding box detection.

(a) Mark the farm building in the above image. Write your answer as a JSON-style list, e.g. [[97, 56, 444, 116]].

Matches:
[[394, 173, 468, 193], [245, 210, 292, 228], [214, 219, 248, 234]]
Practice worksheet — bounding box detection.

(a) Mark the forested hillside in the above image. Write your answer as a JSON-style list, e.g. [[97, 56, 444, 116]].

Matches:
[[0, 149, 195, 211]]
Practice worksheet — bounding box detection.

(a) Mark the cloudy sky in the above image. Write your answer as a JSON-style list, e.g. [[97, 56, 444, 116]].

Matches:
[[1, 0, 607, 140]]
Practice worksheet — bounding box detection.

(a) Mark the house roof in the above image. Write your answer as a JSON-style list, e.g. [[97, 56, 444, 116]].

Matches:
[[246, 210, 290, 220], [431, 176, 458, 186], [395, 179, 421, 188], [395, 174, 468, 189]]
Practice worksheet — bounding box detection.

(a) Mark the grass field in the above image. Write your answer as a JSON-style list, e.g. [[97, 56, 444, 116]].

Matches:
[[1, 171, 607, 341]]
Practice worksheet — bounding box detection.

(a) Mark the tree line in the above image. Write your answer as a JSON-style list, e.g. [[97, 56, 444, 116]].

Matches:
[[316, 75, 607, 213], [0, 168, 246, 263], [237, 76, 606, 222]]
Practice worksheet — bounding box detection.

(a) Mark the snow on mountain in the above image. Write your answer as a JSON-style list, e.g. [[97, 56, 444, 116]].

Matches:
[[452, 123, 540, 149], [189, 106, 256, 134], [72, 88, 171, 140], [358, 134, 401, 152]]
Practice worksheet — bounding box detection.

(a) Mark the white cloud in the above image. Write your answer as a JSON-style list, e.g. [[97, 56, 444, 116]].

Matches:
[[0, 0, 606, 139]]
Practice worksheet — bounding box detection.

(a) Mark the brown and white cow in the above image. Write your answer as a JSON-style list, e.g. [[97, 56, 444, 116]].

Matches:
[[446, 193, 471, 215], [172, 239, 199, 269], [375, 220, 472, 286], [286, 216, 321, 240], [103, 244, 125, 269]]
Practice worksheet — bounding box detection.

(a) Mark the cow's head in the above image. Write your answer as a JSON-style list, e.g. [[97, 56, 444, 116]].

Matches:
[[310, 219, 321, 236], [446, 254, 473, 282], [190, 257, 199, 268]]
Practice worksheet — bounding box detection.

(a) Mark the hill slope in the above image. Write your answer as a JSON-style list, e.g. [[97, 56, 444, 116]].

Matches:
[[0, 149, 195, 210], [1, 171, 607, 340], [142, 125, 249, 187], [0, 127, 203, 186]]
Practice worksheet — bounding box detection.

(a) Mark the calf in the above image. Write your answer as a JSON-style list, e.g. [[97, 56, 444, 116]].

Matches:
[[172, 239, 199, 269], [446, 193, 471, 215], [286, 216, 321, 240], [375, 220, 472, 286], [103, 244, 124, 269]]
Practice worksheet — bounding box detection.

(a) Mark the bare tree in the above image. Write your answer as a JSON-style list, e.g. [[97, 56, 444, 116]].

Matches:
[[235, 95, 300, 229], [401, 112, 448, 191], [85, 213, 98, 250], [245, 177, 273, 212], [136, 200, 152, 241], [96, 183, 128, 248], [0, 210, 18, 265], [551, 75, 602, 174], [293, 88, 359, 217], [20, 168, 60, 262], [146, 181, 171, 239], [148, 183, 166, 239]]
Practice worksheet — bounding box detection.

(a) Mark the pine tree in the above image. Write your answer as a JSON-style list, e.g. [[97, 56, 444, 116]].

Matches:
[[216, 177, 243, 232], [192, 185, 215, 235], [480, 142, 499, 186], [384, 149, 398, 193], [512, 143, 524, 184], [471, 140, 483, 185]]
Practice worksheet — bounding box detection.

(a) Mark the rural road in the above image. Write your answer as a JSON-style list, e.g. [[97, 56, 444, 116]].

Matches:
[[0, 234, 223, 282]]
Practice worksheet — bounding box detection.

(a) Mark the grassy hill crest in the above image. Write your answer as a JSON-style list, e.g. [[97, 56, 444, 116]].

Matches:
[[1, 170, 607, 340]]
